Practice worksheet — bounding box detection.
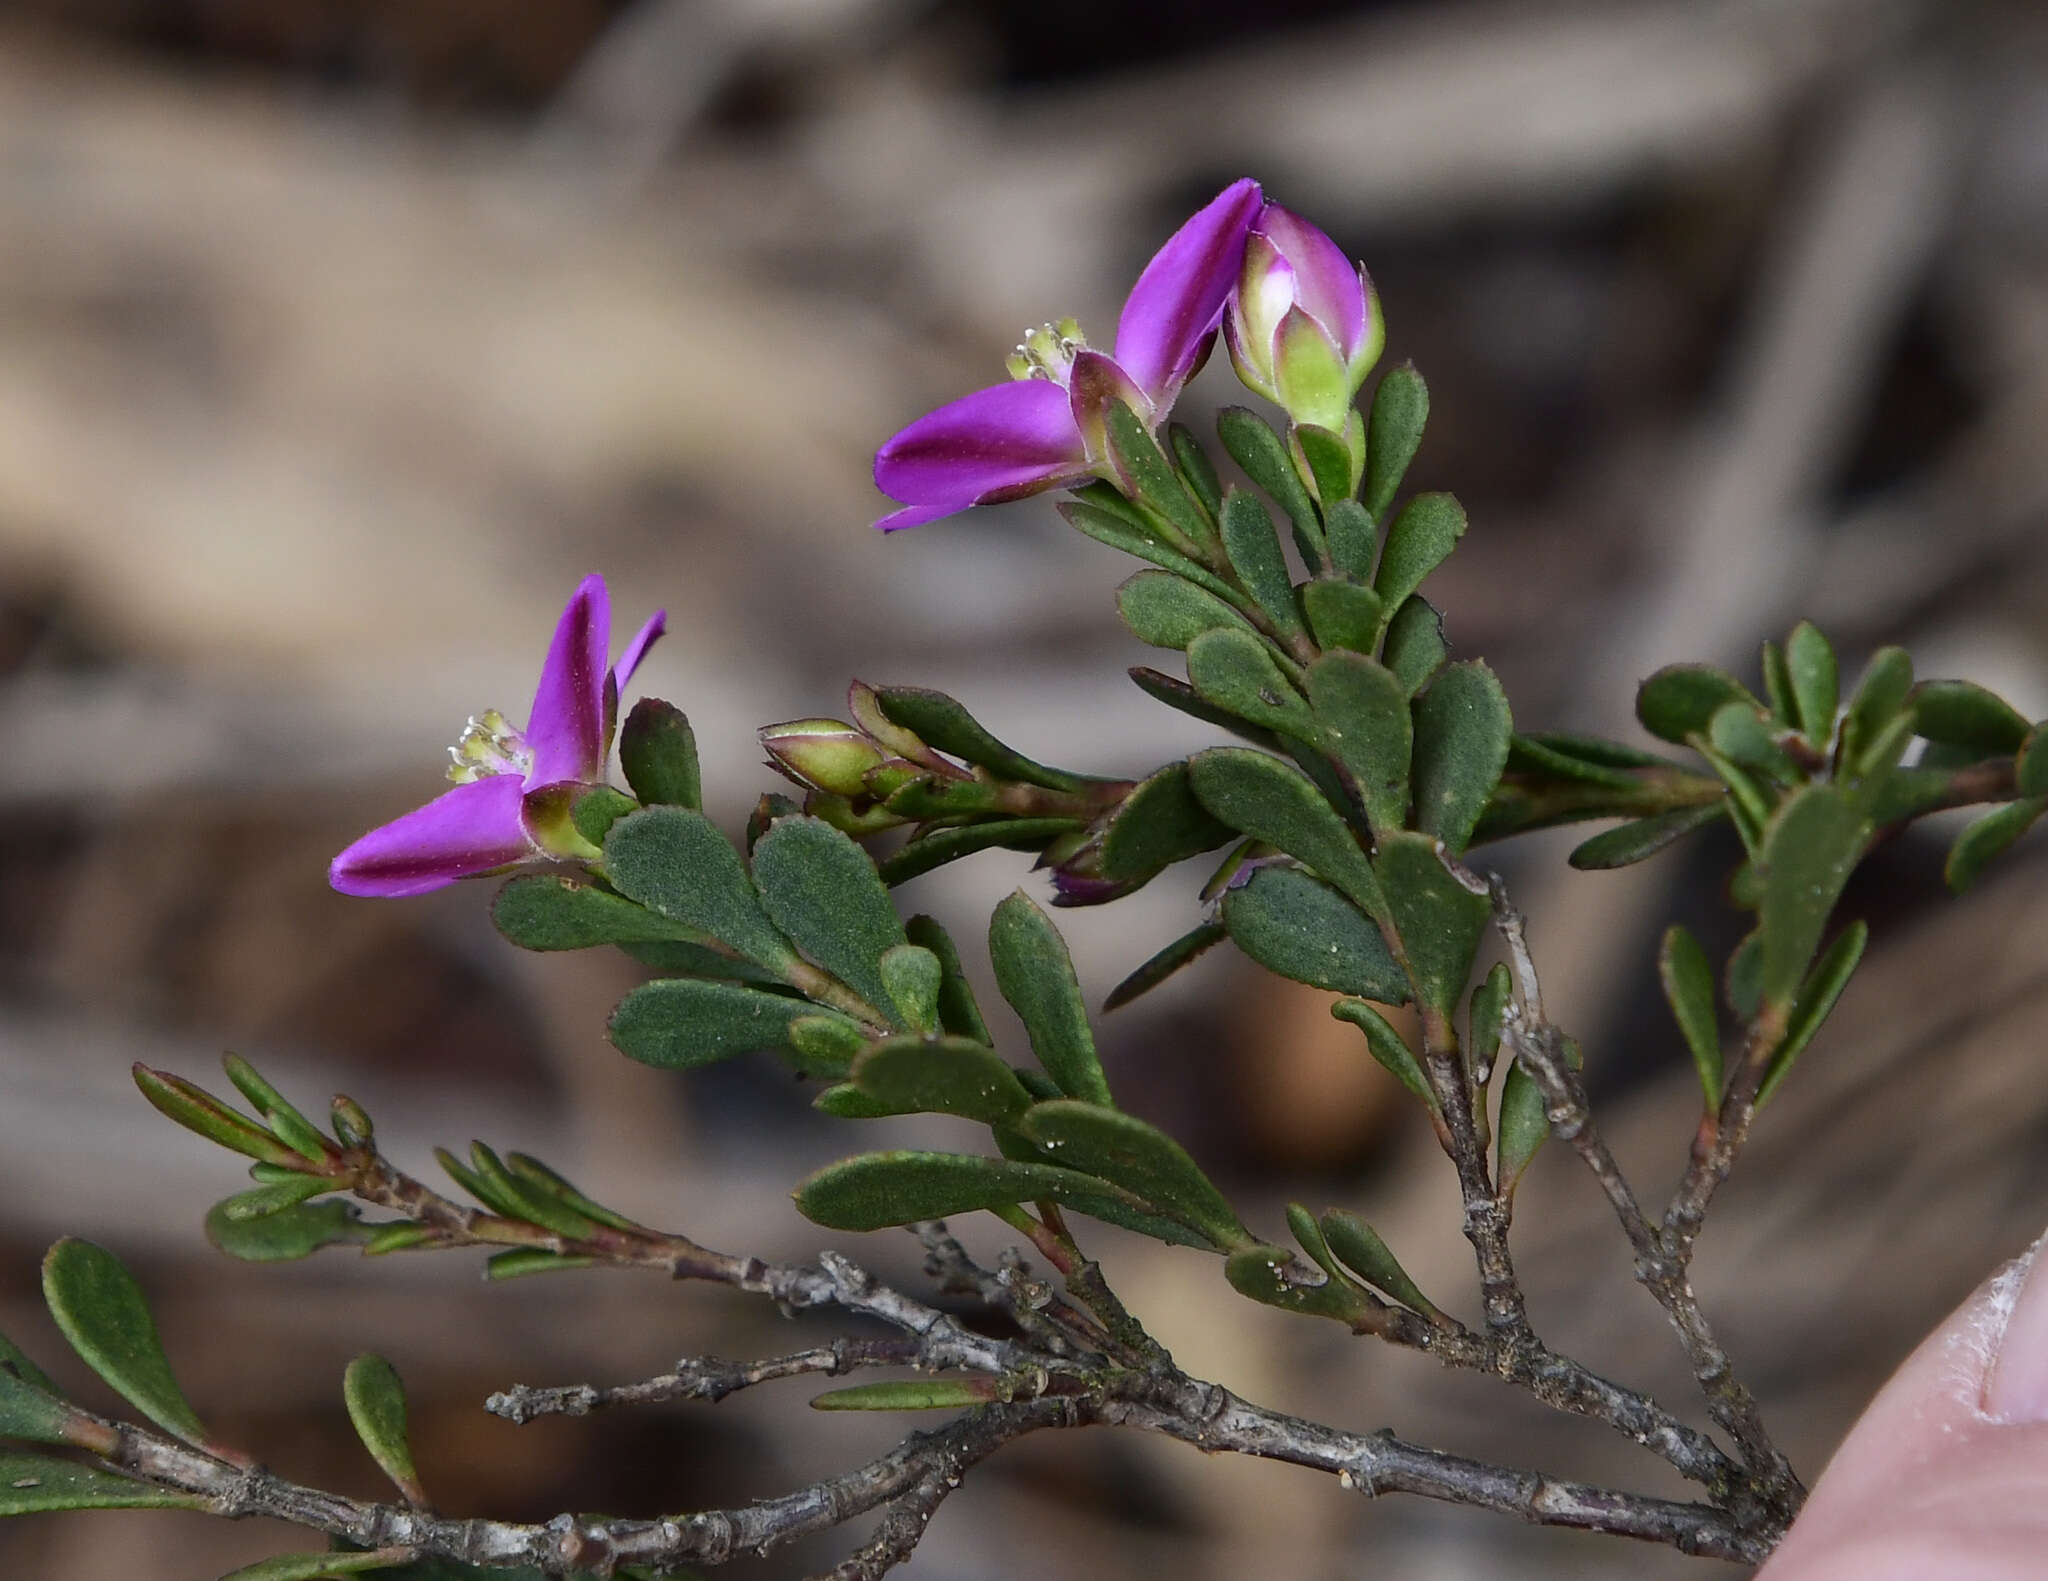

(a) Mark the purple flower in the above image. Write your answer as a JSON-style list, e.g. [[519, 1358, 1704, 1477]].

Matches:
[[330, 575, 666, 897], [871, 178, 1264, 531], [1225, 203, 1384, 436]]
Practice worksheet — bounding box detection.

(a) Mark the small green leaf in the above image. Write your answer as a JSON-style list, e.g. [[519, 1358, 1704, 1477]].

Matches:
[[876, 945, 942, 1035], [1496, 1062, 1545, 1195], [1708, 701, 1800, 782], [1117, 569, 1256, 651], [608, 978, 863, 1070], [1294, 422, 1358, 511], [1841, 647, 1913, 768], [221, 1056, 329, 1164], [131, 1066, 297, 1167], [343, 1355, 425, 1505], [1330, 999, 1432, 1106], [1127, 666, 1285, 751], [485, 1250, 594, 1281], [42, 1240, 208, 1445], [1911, 680, 2030, 756], [809, 1379, 993, 1412], [0, 1353, 77, 1447], [1168, 422, 1223, 517], [1372, 494, 1466, 613], [1222, 866, 1406, 1002], [1504, 734, 1640, 792], [1323, 501, 1377, 580], [751, 817, 906, 1020], [1188, 748, 1386, 921], [1760, 639, 1795, 727], [1317, 1209, 1440, 1317], [1224, 1245, 1370, 1326], [794, 1151, 1210, 1248], [1103, 400, 1216, 555], [502, 1154, 642, 1234], [1758, 785, 1869, 1013], [875, 686, 1091, 793], [1104, 921, 1227, 1011], [0, 1451, 202, 1515], [1186, 628, 1315, 740], [1374, 831, 1490, 1019], [0, 1329, 59, 1398], [877, 818, 1083, 886], [1785, 622, 1839, 748], [1306, 651, 1411, 837], [2017, 728, 2048, 799], [1945, 797, 2048, 893], [1363, 362, 1428, 523], [605, 807, 798, 975], [1522, 730, 1674, 770], [1015, 1100, 1249, 1249], [570, 786, 637, 850], [218, 1552, 415, 1581], [1636, 665, 1758, 745], [490, 876, 702, 953], [1758, 920, 1868, 1107], [849, 1037, 1032, 1125], [618, 697, 701, 808], [1411, 661, 1512, 856], [1468, 962, 1511, 1076], [1380, 595, 1447, 695], [989, 892, 1110, 1106], [1284, 1203, 1354, 1288], [1301, 579, 1383, 654], [1060, 498, 1248, 610], [1567, 803, 1726, 870], [1726, 929, 1763, 1021], [362, 1225, 434, 1257], [1097, 763, 1234, 883], [218, 1177, 333, 1222], [1218, 407, 1323, 564], [1658, 925, 1723, 1107], [904, 915, 991, 1042], [1218, 491, 1306, 641], [1692, 739, 1770, 852], [789, 1014, 872, 1074], [207, 1199, 372, 1263]]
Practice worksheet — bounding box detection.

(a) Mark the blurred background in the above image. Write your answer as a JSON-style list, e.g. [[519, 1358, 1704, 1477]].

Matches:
[[1, 0, 2046, 1574]]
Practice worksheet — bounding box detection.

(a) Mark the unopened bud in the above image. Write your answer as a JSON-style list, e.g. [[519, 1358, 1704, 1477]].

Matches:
[[760, 719, 888, 798]]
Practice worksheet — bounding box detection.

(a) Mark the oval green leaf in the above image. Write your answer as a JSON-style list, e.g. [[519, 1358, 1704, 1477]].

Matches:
[[1372, 492, 1465, 613], [1363, 362, 1428, 523], [1187, 748, 1385, 921], [607, 978, 860, 1070], [751, 816, 906, 1020], [1411, 660, 1511, 856], [42, 1239, 208, 1446], [1013, 1100, 1250, 1250], [1221, 866, 1406, 1002], [849, 1036, 1032, 1125], [604, 807, 797, 973], [1306, 651, 1411, 837], [988, 892, 1110, 1107]]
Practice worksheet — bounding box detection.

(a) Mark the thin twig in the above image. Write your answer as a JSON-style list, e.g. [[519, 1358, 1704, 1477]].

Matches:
[[485, 1339, 923, 1424]]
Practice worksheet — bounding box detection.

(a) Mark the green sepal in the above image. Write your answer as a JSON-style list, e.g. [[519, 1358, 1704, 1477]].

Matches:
[[1301, 579, 1383, 654], [42, 1239, 208, 1446], [1371, 493, 1466, 613], [604, 807, 798, 975], [1102, 400, 1217, 555], [1187, 747, 1386, 921], [1658, 925, 1723, 1107], [1127, 667, 1285, 752], [1380, 595, 1448, 695], [989, 891, 1111, 1107], [1331, 999, 1432, 1106], [1218, 406, 1323, 565], [1374, 831, 1490, 1019], [1363, 362, 1428, 523], [1186, 628, 1315, 740], [1785, 622, 1839, 748], [343, 1354, 425, 1506], [1911, 679, 2030, 757], [809, 1379, 994, 1412], [1757, 920, 1868, 1108], [877, 818, 1084, 887], [570, 786, 638, 850], [793, 1151, 1214, 1248], [491, 875, 704, 953], [905, 915, 991, 1042], [1221, 866, 1407, 1003], [1411, 661, 1512, 856], [1637, 665, 1758, 746], [1014, 1100, 1249, 1250], [0, 1451, 203, 1515], [207, 1199, 372, 1263], [1758, 785, 1869, 1013], [1167, 422, 1223, 517], [618, 697, 701, 808], [875, 686, 1091, 793], [751, 816, 906, 1019], [1219, 491, 1306, 641], [1117, 569, 1257, 650], [1294, 421, 1359, 511], [222, 1055, 330, 1164], [1104, 921, 1227, 1011], [1567, 803, 1726, 870], [848, 1036, 1033, 1125], [1316, 1208, 1440, 1318], [1097, 762, 1234, 883], [1306, 650, 1411, 837], [1945, 797, 2048, 893], [485, 1250, 595, 1281], [608, 979, 863, 1071], [1323, 501, 1377, 581], [1224, 1245, 1372, 1326]]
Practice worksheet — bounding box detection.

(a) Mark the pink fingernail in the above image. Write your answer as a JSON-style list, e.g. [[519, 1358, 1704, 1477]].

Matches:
[[1985, 1232, 2048, 1422]]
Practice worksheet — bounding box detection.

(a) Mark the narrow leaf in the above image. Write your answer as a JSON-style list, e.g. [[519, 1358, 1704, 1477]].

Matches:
[[1167, 421, 1222, 517], [1117, 569, 1256, 650], [1331, 999, 1432, 1105], [1468, 962, 1511, 1078], [1911, 679, 2030, 756], [989, 891, 1111, 1106], [1217, 406, 1322, 564], [1636, 665, 1758, 745], [485, 1250, 594, 1281], [1014, 1100, 1250, 1249], [1097, 763, 1234, 883], [1411, 661, 1511, 855], [905, 915, 990, 1042], [1103, 400, 1216, 554], [1317, 1209, 1440, 1317], [1567, 803, 1726, 870], [1186, 628, 1316, 740], [207, 1199, 372, 1263], [1104, 920, 1227, 1011], [131, 1066, 296, 1167], [1306, 651, 1411, 837], [1380, 595, 1447, 695], [1127, 666, 1285, 751], [221, 1055, 329, 1164], [1945, 797, 2048, 893], [1187, 748, 1385, 921], [1758, 786, 1868, 1013], [1658, 924, 1723, 1107], [1758, 920, 1868, 1107], [810, 1380, 993, 1412], [1374, 831, 1490, 1018], [1060, 498, 1248, 609], [875, 686, 1090, 793], [1785, 622, 1839, 748], [1219, 491, 1306, 640], [343, 1354, 425, 1505], [877, 818, 1083, 886], [490, 876, 701, 953], [1224, 1245, 1369, 1325], [1841, 646, 1913, 768], [42, 1240, 208, 1445], [1363, 362, 1428, 522]]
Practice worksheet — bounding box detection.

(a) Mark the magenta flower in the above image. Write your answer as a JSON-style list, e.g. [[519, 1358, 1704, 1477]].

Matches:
[[1225, 202, 1384, 435], [330, 575, 665, 898], [871, 178, 1264, 531]]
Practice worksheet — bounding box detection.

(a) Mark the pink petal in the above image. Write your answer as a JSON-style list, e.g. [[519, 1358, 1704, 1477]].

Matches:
[[611, 609, 667, 694], [1112, 177, 1263, 403], [329, 776, 533, 897], [1066, 350, 1153, 467], [524, 574, 611, 785], [1253, 204, 1366, 360], [872, 379, 1089, 529]]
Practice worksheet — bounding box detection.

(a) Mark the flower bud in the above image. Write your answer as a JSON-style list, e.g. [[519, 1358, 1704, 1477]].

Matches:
[[760, 719, 888, 799], [1226, 204, 1384, 434]]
